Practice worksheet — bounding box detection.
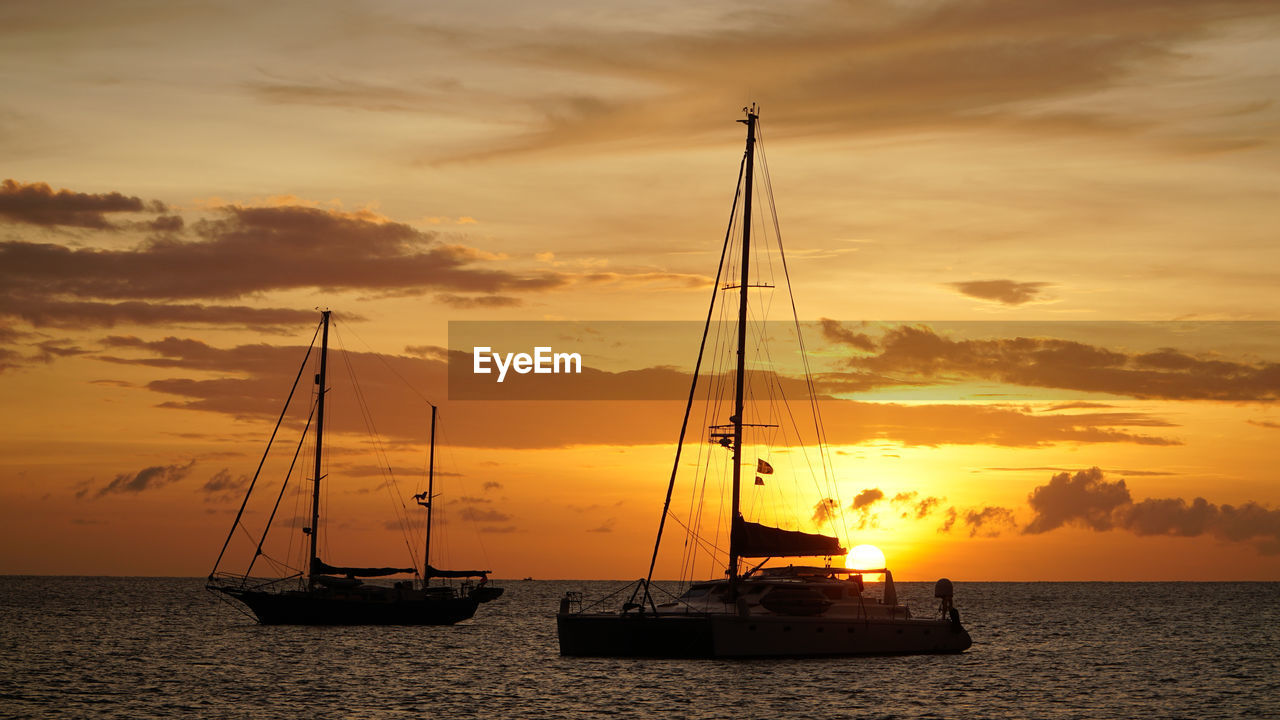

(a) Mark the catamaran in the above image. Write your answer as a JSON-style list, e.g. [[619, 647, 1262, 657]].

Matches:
[[556, 107, 972, 657]]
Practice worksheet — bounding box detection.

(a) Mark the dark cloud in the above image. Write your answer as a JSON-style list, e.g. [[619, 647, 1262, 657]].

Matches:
[[949, 280, 1051, 306], [0, 297, 318, 332], [1248, 419, 1280, 429], [93, 460, 195, 498], [0, 179, 162, 230], [30, 338, 88, 363], [939, 507, 958, 533], [0, 190, 697, 336], [819, 318, 875, 352], [964, 506, 1018, 537], [811, 498, 838, 524], [1024, 467, 1134, 533], [1023, 467, 1280, 554], [483, 481, 502, 491], [889, 491, 944, 520], [0, 204, 565, 303], [849, 488, 885, 530], [101, 332, 1183, 449], [852, 488, 884, 509], [587, 519, 615, 533], [847, 325, 1279, 402], [202, 468, 249, 502]]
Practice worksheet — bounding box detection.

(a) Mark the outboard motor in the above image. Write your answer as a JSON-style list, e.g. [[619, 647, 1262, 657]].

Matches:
[[935, 578, 954, 614], [935, 578, 962, 631]]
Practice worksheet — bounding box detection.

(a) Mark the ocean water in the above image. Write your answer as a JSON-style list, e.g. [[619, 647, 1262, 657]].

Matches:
[[1, 578, 1277, 719]]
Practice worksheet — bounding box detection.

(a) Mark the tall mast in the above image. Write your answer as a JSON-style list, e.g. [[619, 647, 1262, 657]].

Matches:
[[729, 105, 758, 591], [424, 404, 437, 582], [307, 310, 330, 587]]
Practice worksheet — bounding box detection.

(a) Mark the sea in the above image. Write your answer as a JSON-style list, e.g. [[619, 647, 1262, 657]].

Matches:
[[1, 578, 1276, 719]]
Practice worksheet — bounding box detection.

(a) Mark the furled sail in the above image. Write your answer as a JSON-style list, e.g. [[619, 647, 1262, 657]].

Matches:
[[424, 564, 490, 579], [732, 516, 845, 558], [311, 557, 415, 578]]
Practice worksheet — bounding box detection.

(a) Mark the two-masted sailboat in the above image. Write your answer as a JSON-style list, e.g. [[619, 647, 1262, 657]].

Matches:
[[207, 311, 502, 625], [556, 107, 972, 657]]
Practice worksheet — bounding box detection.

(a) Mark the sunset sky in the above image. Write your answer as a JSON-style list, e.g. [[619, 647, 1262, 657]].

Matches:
[[2, 0, 1278, 581]]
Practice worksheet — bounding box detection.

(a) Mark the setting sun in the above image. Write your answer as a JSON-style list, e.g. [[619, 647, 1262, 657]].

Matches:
[[846, 544, 887, 572]]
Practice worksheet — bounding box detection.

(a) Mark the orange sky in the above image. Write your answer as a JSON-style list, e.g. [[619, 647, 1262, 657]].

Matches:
[[2, 0, 1278, 580]]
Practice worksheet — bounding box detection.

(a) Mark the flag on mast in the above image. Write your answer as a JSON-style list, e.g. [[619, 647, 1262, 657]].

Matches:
[[757, 459, 773, 474], [755, 476, 765, 486]]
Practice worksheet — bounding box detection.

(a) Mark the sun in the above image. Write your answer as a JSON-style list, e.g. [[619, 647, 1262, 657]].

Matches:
[[845, 544, 887, 572]]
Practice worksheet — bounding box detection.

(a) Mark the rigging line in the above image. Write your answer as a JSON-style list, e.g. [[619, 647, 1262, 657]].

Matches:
[[245, 398, 317, 579], [339, 319, 436, 407], [748, 301, 831, 525], [759, 135, 850, 546], [435, 415, 494, 572], [644, 147, 746, 589], [663, 509, 729, 563], [333, 327, 419, 566], [208, 319, 320, 580]]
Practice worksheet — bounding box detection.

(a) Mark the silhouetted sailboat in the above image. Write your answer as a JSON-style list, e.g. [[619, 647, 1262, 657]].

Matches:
[[208, 311, 502, 624], [556, 106, 971, 657]]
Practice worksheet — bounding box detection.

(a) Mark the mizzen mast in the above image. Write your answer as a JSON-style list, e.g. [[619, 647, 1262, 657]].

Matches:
[[307, 309, 330, 588]]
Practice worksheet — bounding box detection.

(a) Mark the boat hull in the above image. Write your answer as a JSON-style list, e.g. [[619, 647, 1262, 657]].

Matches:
[[224, 589, 481, 626], [557, 612, 971, 658]]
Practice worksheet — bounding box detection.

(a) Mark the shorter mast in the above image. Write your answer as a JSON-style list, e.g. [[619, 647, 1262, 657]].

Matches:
[[424, 405, 437, 583], [307, 310, 330, 589]]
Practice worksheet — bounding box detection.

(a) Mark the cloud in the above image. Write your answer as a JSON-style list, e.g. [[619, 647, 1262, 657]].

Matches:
[[483, 481, 502, 491], [948, 279, 1051, 306], [939, 507, 958, 533], [846, 324, 1280, 402], [201, 468, 249, 502], [457, 507, 512, 522], [92, 460, 195, 498], [811, 498, 838, 525], [0, 203, 565, 302], [851, 488, 884, 509], [407, 0, 1280, 161], [434, 293, 522, 309], [0, 188, 706, 335], [1, 297, 318, 331], [849, 488, 885, 530], [100, 332, 1184, 449], [1022, 467, 1280, 554], [587, 519, 615, 533], [820, 318, 875, 352], [0, 179, 163, 230], [964, 506, 1018, 537], [892, 492, 945, 520], [30, 338, 88, 363], [1024, 467, 1131, 533]]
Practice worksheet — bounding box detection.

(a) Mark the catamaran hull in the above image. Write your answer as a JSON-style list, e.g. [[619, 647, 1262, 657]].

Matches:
[[226, 590, 480, 625], [557, 613, 971, 658]]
